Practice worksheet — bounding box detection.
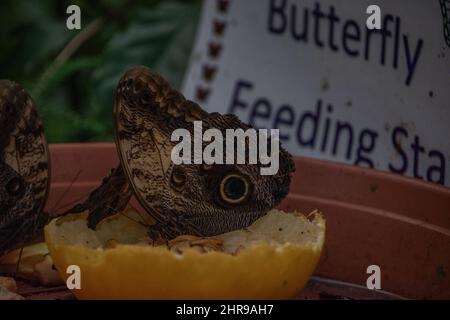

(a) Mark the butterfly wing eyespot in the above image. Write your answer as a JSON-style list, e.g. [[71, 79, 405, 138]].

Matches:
[[171, 167, 186, 187], [5, 176, 25, 197], [219, 174, 250, 205]]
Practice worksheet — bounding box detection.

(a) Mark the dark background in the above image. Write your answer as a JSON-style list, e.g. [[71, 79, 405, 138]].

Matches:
[[0, 0, 201, 142]]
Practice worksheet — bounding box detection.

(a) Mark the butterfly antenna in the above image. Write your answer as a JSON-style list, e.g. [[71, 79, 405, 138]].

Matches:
[[53, 190, 94, 213], [131, 206, 149, 227], [109, 180, 149, 227], [109, 206, 149, 228], [15, 246, 24, 275], [51, 169, 82, 213]]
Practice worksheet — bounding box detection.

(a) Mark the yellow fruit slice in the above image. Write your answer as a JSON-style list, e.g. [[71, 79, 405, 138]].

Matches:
[[45, 209, 325, 300]]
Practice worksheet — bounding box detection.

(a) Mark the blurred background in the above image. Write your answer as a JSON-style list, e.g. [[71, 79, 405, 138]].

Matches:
[[0, 0, 201, 142]]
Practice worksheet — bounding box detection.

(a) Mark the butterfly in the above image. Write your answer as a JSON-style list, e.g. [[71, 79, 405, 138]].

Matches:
[[0, 80, 50, 256], [65, 67, 295, 240]]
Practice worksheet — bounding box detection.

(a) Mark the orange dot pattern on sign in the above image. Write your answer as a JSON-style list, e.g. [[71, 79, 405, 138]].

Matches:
[[195, 0, 231, 103]]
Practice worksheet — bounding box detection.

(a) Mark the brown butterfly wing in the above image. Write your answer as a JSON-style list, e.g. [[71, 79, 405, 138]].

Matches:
[[113, 67, 208, 235], [0, 80, 50, 253]]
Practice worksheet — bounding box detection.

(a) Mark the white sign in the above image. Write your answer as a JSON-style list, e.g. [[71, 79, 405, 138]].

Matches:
[[183, 0, 450, 186]]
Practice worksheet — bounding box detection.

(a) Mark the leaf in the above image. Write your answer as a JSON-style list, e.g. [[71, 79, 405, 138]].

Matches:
[[0, 0, 202, 143], [92, 0, 201, 118]]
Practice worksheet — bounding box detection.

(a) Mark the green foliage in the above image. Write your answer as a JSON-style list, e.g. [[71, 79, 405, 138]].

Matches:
[[0, 0, 201, 142]]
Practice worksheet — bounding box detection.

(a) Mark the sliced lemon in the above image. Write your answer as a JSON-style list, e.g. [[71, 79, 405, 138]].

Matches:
[[45, 209, 325, 300]]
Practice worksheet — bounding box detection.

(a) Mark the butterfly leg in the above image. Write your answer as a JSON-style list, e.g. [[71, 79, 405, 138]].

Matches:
[[147, 213, 203, 241], [147, 222, 172, 242]]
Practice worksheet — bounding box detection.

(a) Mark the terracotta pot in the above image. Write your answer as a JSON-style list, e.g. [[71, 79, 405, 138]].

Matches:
[[46, 143, 450, 299]]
